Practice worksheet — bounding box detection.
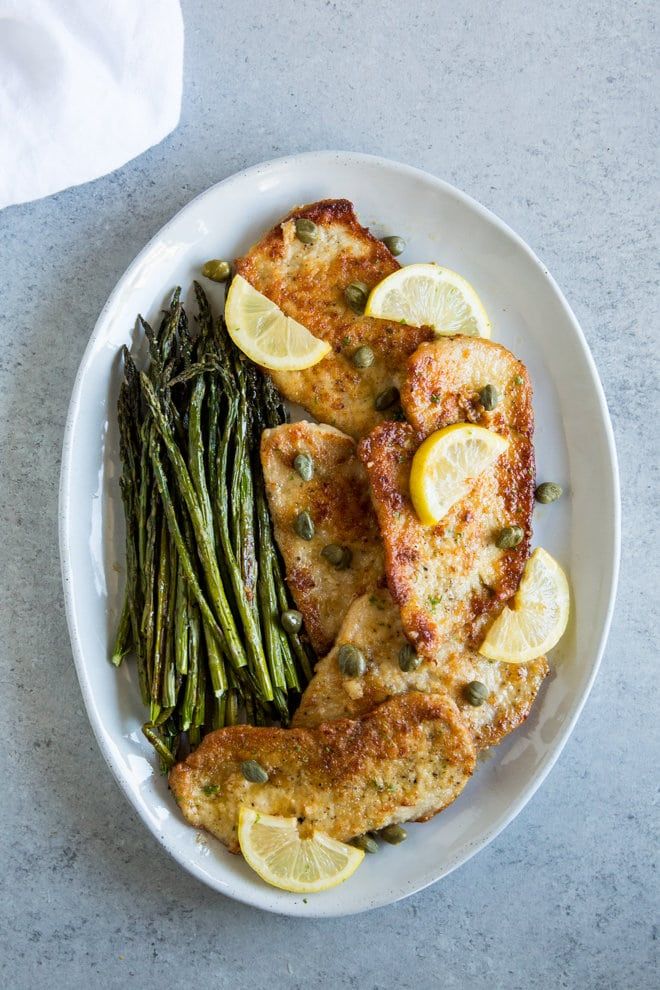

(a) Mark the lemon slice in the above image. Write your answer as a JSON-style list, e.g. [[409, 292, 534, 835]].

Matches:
[[237, 806, 364, 893], [479, 548, 570, 663], [409, 424, 508, 525], [225, 275, 331, 371], [365, 263, 491, 337]]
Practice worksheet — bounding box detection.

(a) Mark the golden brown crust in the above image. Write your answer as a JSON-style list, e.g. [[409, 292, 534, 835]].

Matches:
[[401, 336, 534, 438], [260, 421, 385, 654], [235, 199, 433, 439], [293, 590, 549, 750], [169, 692, 476, 852]]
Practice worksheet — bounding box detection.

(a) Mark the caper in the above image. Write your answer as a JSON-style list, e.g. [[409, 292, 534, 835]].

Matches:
[[375, 386, 400, 411], [382, 235, 406, 256], [240, 759, 269, 783], [201, 259, 231, 282], [496, 525, 524, 549], [293, 452, 314, 481], [295, 218, 318, 245], [344, 281, 369, 313], [338, 643, 367, 677], [321, 544, 344, 566], [464, 681, 489, 707], [479, 384, 499, 411], [379, 823, 407, 844], [535, 481, 563, 504], [352, 345, 375, 369], [321, 544, 352, 570], [350, 833, 379, 854], [280, 609, 303, 634], [293, 510, 315, 540], [399, 642, 421, 672]]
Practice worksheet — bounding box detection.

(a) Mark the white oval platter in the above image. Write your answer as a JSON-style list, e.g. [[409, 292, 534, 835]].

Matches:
[[60, 151, 619, 916]]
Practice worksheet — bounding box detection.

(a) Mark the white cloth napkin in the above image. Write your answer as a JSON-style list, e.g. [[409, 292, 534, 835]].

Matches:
[[0, 0, 184, 210]]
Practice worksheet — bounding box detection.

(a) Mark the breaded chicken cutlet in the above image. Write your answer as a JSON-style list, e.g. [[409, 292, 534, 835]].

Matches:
[[260, 421, 385, 655], [170, 691, 476, 852], [235, 199, 433, 439], [359, 418, 535, 652]]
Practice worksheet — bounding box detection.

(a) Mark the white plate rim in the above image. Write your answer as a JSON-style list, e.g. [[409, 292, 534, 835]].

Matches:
[[59, 150, 620, 916]]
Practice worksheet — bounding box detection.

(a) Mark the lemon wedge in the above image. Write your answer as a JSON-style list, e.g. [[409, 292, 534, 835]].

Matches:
[[479, 548, 570, 663], [365, 263, 491, 338], [237, 806, 364, 893], [225, 275, 331, 371], [409, 424, 508, 525]]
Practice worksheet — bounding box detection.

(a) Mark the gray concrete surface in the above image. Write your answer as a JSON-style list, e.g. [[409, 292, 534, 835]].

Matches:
[[1, 1, 657, 987]]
